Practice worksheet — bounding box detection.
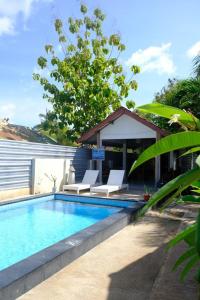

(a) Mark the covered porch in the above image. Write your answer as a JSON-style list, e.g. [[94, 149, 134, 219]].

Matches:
[[78, 107, 170, 186]]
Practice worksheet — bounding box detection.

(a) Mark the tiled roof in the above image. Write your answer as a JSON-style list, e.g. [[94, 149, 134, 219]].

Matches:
[[0, 124, 57, 144]]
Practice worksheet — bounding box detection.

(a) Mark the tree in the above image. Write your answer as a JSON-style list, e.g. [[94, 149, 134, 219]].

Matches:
[[33, 4, 139, 142], [34, 112, 77, 146], [131, 103, 200, 282], [147, 78, 200, 132]]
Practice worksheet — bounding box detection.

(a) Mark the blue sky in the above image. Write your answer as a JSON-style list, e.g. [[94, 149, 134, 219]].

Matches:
[[0, 0, 199, 127]]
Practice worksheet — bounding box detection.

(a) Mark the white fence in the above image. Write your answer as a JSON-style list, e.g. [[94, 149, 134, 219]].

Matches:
[[0, 139, 91, 192]]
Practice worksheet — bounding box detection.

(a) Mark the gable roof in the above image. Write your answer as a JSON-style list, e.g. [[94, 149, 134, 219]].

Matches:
[[78, 106, 168, 143]]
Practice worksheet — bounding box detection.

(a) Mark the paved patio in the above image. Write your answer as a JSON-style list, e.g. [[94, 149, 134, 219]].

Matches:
[[19, 208, 198, 300], [63, 183, 152, 201]]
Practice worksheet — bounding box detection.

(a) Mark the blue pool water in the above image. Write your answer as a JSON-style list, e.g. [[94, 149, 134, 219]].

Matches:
[[0, 196, 121, 271]]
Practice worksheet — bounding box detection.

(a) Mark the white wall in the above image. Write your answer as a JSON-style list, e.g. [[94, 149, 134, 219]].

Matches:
[[100, 114, 156, 140], [32, 158, 71, 194]]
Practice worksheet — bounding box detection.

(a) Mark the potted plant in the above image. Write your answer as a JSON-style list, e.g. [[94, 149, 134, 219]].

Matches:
[[45, 173, 57, 193], [143, 185, 151, 201]]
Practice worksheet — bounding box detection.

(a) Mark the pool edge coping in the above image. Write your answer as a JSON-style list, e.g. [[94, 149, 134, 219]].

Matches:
[[0, 191, 144, 207]]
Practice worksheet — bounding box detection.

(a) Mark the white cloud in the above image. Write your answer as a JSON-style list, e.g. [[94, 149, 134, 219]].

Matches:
[[0, 103, 16, 119], [0, 16, 14, 36], [0, 97, 51, 126], [187, 41, 200, 58], [126, 43, 176, 75], [0, 0, 53, 36], [0, 0, 53, 19]]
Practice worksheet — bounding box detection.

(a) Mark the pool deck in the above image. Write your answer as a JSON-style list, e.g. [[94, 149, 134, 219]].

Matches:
[[19, 206, 198, 300], [0, 186, 145, 205], [62, 184, 146, 201]]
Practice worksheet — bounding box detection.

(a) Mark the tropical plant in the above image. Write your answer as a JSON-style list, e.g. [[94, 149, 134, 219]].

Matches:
[[33, 4, 139, 142], [146, 78, 200, 132], [130, 103, 200, 282]]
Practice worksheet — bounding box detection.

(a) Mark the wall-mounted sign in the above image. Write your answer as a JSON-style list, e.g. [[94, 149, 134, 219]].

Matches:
[[92, 148, 105, 160]]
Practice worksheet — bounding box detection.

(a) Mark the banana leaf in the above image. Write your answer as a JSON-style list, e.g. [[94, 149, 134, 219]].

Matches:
[[180, 147, 200, 157], [167, 224, 197, 249], [138, 167, 200, 216], [138, 103, 200, 130], [179, 195, 200, 203], [180, 255, 199, 281], [191, 189, 200, 194], [172, 247, 196, 271], [191, 181, 200, 188], [130, 131, 200, 173]]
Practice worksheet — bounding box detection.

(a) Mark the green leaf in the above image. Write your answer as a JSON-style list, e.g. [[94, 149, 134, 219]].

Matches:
[[159, 187, 182, 211], [180, 147, 200, 157], [185, 231, 196, 247], [138, 103, 200, 129], [138, 168, 200, 216], [191, 189, 200, 194], [130, 80, 138, 90], [126, 100, 135, 110], [172, 247, 196, 271], [45, 44, 53, 54], [191, 181, 200, 188], [131, 65, 140, 74], [80, 4, 87, 14], [179, 195, 200, 203], [180, 254, 199, 281], [54, 19, 63, 34], [37, 56, 47, 69], [130, 132, 200, 173], [167, 224, 197, 250]]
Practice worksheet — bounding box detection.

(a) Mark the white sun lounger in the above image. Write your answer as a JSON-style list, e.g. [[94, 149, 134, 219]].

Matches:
[[63, 170, 99, 194], [90, 170, 128, 197]]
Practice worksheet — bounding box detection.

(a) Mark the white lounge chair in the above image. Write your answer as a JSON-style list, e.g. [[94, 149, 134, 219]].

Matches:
[[63, 170, 99, 194], [90, 170, 128, 197]]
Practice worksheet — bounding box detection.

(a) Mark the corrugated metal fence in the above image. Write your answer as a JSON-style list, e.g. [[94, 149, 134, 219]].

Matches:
[[0, 139, 91, 191]]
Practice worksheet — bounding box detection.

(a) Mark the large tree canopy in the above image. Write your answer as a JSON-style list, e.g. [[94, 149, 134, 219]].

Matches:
[[33, 4, 139, 141]]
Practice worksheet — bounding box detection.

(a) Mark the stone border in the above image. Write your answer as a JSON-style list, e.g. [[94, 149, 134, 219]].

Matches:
[[0, 194, 143, 300]]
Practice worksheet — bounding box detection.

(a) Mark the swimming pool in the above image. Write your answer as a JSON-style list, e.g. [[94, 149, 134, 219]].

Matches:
[[0, 193, 143, 299], [0, 196, 121, 271]]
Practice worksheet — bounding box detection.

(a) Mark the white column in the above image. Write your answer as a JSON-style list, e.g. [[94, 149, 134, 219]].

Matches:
[[97, 132, 102, 184], [155, 133, 161, 186], [122, 141, 127, 181]]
